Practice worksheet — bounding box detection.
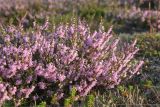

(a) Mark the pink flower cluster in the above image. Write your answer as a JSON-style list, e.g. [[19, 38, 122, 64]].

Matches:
[[0, 20, 143, 105]]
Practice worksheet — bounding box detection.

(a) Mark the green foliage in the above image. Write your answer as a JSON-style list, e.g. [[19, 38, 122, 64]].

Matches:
[[86, 94, 95, 107], [136, 33, 160, 57], [51, 93, 59, 105], [64, 98, 71, 107], [50, 13, 75, 26], [118, 85, 125, 93], [0, 77, 2, 82], [135, 33, 160, 80], [37, 101, 46, 107], [78, 6, 105, 19], [2, 101, 14, 107], [117, 85, 134, 97], [64, 87, 77, 107], [70, 87, 76, 100], [141, 80, 153, 89]]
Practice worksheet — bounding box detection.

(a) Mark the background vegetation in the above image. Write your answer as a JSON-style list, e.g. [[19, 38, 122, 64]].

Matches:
[[0, 0, 160, 106]]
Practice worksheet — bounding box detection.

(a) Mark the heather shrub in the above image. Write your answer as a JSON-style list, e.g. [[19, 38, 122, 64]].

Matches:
[[0, 20, 143, 106]]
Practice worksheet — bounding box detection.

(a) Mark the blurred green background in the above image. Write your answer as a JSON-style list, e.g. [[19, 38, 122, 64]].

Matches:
[[1, 0, 160, 106]]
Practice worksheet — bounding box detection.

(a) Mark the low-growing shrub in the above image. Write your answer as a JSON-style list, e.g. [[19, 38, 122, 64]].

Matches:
[[0, 20, 143, 106]]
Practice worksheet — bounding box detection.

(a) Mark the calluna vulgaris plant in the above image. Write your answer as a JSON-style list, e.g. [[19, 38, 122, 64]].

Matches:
[[0, 20, 143, 106]]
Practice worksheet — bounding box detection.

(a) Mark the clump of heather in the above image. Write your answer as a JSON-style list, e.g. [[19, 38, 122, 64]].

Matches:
[[0, 20, 143, 106]]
